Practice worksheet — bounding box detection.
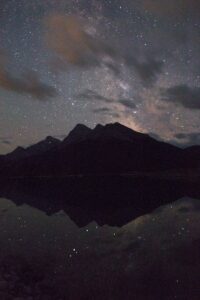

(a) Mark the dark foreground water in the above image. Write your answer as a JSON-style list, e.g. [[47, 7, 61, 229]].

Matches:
[[0, 178, 200, 299]]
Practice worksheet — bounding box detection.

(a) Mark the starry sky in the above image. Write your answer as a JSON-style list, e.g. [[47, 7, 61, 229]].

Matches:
[[0, 0, 199, 154]]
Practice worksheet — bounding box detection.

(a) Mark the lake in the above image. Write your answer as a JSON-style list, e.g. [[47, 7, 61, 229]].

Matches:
[[0, 178, 200, 299]]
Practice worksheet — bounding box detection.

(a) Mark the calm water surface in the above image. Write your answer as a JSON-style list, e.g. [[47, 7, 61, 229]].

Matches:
[[0, 195, 200, 299]]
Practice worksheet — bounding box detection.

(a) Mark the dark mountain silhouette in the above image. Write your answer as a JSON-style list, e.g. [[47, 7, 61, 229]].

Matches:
[[6, 146, 26, 159], [0, 146, 27, 165], [0, 122, 200, 177], [183, 145, 200, 168], [25, 136, 60, 155], [0, 176, 200, 227], [63, 123, 92, 145], [1, 136, 60, 162]]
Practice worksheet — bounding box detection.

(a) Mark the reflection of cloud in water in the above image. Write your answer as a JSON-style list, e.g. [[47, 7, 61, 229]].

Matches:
[[0, 197, 200, 299]]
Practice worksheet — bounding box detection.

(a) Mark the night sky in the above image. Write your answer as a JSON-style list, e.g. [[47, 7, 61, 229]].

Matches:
[[0, 0, 199, 154]]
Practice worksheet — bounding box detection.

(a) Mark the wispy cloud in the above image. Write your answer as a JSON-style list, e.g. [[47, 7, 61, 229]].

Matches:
[[45, 13, 165, 84], [45, 14, 119, 74], [0, 136, 12, 145], [92, 107, 120, 118], [77, 89, 137, 113], [175, 132, 200, 144], [161, 85, 200, 109], [119, 99, 137, 109], [0, 50, 57, 100], [138, 0, 200, 18], [77, 89, 114, 103], [125, 56, 164, 85]]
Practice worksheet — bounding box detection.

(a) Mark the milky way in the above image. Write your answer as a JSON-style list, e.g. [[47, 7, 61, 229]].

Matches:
[[0, 0, 199, 153]]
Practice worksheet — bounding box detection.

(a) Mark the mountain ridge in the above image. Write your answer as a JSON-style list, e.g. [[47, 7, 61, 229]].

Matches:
[[2, 122, 182, 157], [0, 122, 199, 177]]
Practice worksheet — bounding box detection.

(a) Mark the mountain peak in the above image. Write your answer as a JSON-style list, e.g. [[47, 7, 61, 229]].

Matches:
[[107, 122, 123, 127], [105, 122, 137, 132], [89, 122, 145, 142], [73, 123, 90, 131], [64, 123, 92, 144], [45, 136, 60, 144], [94, 124, 104, 130], [11, 146, 25, 154], [95, 122, 137, 133], [6, 146, 26, 160], [15, 146, 25, 151]]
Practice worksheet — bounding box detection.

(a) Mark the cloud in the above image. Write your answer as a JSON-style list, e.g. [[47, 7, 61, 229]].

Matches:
[[0, 136, 12, 145], [0, 70, 57, 100], [45, 14, 119, 74], [45, 14, 166, 84], [161, 85, 200, 109], [77, 89, 114, 103], [93, 107, 120, 118], [0, 50, 57, 100], [125, 56, 164, 85], [77, 89, 137, 114], [119, 99, 136, 109], [174, 133, 200, 145], [139, 0, 200, 18], [174, 133, 187, 140], [1, 140, 11, 145], [93, 107, 111, 113], [77, 89, 137, 121]]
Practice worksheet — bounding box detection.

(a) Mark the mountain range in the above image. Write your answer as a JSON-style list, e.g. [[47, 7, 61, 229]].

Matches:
[[0, 122, 200, 178]]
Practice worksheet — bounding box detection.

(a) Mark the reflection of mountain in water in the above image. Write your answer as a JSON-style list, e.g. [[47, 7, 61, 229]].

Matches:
[[0, 176, 200, 227], [0, 196, 200, 299]]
